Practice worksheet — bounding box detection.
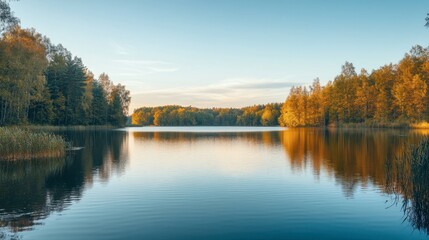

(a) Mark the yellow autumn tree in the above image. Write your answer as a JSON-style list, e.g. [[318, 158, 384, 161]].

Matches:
[[279, 86, 308, 127], [355, 69, 376, 121], [306, 78, 324, 126], [372, 64, 396, 122], [0, 27, 47, 124]]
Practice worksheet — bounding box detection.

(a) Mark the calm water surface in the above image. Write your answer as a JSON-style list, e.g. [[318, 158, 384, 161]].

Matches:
[[1, 127, 429, 239]]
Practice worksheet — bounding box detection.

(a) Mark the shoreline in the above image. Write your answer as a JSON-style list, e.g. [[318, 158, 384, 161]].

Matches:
[[324, 121, 429, 129], [3, 122, 429, 130]]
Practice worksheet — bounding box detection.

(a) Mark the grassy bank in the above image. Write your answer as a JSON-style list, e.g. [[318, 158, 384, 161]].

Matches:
[[0, 127, 66, 160], [327, 120, 429, 129]]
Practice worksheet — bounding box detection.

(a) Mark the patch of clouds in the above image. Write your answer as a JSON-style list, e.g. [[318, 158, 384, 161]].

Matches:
[[129, 78, 299, 110], [113, 59, 180, 77], [110, 41, 132, 56]]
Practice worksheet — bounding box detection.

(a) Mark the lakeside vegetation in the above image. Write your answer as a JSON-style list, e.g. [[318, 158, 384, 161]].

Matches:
[[0, 1, 130, 127], [2, 0, 429, 130], [0, 1, 131, 160], [279, 46, 429, 128], [386, 137, 429, 234], [132, 104, 281, 126], [132, 17, 429, 129], [131, 45, 429, 129], [278, 16, 429, 128], [0, 127, 66, 160], [0, 130, 129, 234], [2, 0, 429, 131]]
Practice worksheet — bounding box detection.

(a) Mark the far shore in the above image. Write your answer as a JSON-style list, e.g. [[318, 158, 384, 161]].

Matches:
[[125, 122, 429, 129], [5, 121, 429, 130]]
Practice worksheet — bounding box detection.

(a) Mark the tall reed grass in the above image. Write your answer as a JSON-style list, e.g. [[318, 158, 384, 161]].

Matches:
[[0, 127, 66, 160], [386, 137, 429, 234]]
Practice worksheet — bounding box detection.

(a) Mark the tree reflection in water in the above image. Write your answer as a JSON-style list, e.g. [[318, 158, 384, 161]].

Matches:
[[279, 128, 429, 234], [132, 128, 429, 235], [132, 129, 429, 200], [2, 128, 429, 238], [140, 128, 428, 234], [0, 156, 67, 236], [0, 130, 129, 238]]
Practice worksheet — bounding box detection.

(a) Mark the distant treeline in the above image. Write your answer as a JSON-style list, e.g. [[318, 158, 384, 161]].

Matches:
[[132, 104, 282, 126], [0, 1, 130, 126], [279, 46, 429, 127]]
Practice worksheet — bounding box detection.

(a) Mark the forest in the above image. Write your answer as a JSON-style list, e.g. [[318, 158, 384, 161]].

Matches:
[[279, 45, 429, 127], [0, 1, 130, 127], [133, 45, 429, 128], [3, 0, 429, 128], [132, 104, 282, 126]]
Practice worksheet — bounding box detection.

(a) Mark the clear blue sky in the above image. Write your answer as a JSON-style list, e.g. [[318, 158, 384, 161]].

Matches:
[[11, 0, 429, 111]]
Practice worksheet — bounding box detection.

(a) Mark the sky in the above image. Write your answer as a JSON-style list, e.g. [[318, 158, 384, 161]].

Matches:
[[11, 0, 429, 111]]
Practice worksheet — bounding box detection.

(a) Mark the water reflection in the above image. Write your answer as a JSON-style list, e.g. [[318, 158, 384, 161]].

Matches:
[[279, 128, 425, 197], [0, 130, 129, 237], [132, 131, 282, 146], [133, 128, 429, 234], [2, 128, 429, 238], [0, 157, 67, 233], [132, 129, 425, 197]]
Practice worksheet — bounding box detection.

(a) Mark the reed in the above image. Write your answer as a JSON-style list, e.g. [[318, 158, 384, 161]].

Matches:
[[386, 137, 429, 234], [0, 127, 66, 160]]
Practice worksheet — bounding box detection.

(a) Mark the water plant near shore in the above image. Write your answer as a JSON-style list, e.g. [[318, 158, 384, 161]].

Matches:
[[0, 127, 66, 160], [386, 137, 429, 234]]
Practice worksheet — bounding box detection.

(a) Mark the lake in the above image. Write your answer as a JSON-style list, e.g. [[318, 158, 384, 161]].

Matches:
[[1, 127, 429, 239]]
